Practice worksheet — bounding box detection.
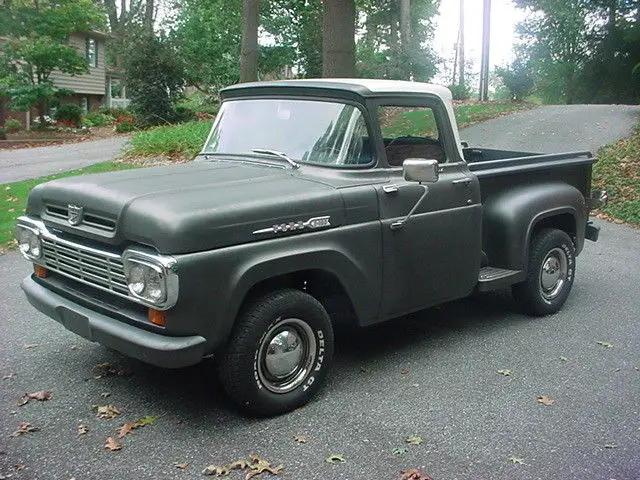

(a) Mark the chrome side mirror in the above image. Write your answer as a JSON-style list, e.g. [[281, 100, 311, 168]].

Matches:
[[403, 159, 439, 183]]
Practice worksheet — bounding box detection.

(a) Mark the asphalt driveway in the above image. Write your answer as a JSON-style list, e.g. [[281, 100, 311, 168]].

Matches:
[[0, 105, 639, 480], [0, 136, 129, 184]]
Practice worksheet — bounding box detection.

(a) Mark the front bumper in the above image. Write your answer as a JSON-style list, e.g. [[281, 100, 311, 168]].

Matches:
[[21, 275, 206, 369]]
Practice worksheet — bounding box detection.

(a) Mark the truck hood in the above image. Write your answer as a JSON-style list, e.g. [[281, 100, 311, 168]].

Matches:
[[27, 161, 345, 254]]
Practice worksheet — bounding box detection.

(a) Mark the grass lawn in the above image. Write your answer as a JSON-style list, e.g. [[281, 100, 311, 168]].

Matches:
[[0, 162, 139, 251], [127, 121, 213, 159], [592, 124, 640, 226]]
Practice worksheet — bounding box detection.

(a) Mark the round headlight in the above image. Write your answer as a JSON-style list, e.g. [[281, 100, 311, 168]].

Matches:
[[128, 264, 146, 295], [15, 225, 42, 259], [145, 268, 164, 301]]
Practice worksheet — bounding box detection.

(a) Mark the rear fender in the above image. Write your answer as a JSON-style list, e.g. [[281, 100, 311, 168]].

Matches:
[[482, 183, 586, 270]]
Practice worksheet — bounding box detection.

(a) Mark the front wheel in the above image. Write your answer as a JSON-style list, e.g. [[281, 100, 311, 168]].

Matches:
[[216, 289, 334, 416], [512, 228, 576, 316]]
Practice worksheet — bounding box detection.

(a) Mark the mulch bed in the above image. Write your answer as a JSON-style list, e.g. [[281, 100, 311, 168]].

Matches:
[[0, 126, 125, 149]]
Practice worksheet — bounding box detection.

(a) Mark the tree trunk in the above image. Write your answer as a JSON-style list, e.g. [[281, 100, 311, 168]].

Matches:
[[400, 0, 411, 54], [240, 0, 260, 83], [322, 0, 356, 78], [144, 0, 154, 33]]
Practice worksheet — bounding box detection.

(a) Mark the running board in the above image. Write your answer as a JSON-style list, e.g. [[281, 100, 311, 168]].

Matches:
[[477, 267, 524, 292]]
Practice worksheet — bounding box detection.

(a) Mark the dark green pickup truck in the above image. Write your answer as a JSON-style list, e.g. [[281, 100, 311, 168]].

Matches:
[[16, 79, 606, 416]]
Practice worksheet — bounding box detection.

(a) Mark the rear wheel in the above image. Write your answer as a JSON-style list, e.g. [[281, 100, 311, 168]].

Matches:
[[216, 289, 334, 416], [512, 228, 576, 316]]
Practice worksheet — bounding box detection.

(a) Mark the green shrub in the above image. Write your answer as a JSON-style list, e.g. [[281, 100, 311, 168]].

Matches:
[[448, 84, 471, 101], [0, 127, 6, 140], [98, 106, 131, 118], [84, 111, 116, 127], [128, 121, 212, 158], [5, 119, 23, 132], [174, 105, 195, 123], [55, 104, 83, 126]]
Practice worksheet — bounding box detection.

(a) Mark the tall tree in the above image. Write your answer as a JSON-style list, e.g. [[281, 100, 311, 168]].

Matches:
[[240, 0, 260, 82], [322, 0, 356, 77], [0, 0, 106, 119]]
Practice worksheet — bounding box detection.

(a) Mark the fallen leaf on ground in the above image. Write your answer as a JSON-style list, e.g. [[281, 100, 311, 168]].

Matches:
[[537, 395, 555, 406], [202, 465, 229, 476], [117, 415, 157, 437], [100, 392, 111, 398], [104, 437, 122, 451], [507, 456, 524, 464], [596, 341, 614, 348], [399, 469, 434, 480], [10, 422, 39, 436], [172, 462, 189, 469], [23, 344, 39, 349], [3, 373, 16, 380], [406, 435, 424, 445], [325, 454, 346, 464], [559, 356, 569, 361], [19, 390, 53, 406], [227, 460, 249, 470], [77, 424, 89, 435], [93, 363, 130, 378], [293, 435, 307, 443], [10, 465, 25, 471], [393, 447, 409, 455], [246, 456, 284, 479], [95, 405, 121, 419], [135, 415, 157, 426], [604, 444, 617, 449], [70, 345, 82, 350], [400, 369, 411, 375], [497, 369, 512, 376]]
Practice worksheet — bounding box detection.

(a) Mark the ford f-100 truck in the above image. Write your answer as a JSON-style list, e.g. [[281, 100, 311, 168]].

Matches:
[[16, 79, 607, 416]]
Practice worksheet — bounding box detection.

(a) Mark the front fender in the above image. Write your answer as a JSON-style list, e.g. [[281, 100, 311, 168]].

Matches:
[[170, 222, 382, 353], [482, 183, 586, 270]]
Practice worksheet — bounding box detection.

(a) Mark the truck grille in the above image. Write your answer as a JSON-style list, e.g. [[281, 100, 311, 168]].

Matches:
[[45, 204, 116, 232], [41, 236, 129, 297]]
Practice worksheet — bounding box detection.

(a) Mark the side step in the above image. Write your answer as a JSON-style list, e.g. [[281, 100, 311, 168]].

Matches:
[[477, 267, 524, 292]]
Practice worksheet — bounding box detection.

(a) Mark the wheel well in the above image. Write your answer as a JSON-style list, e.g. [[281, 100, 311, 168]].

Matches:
[[241, 270, 358, 327], [531, 213, 576, 242]]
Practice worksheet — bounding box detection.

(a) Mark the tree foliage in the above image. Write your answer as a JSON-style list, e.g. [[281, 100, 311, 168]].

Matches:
[[495, 60, 534, 101], [356, 0, 439, 81], [515, 0, 640, 103], [123, 32, 185, 126], [0, 0, 106, 116]]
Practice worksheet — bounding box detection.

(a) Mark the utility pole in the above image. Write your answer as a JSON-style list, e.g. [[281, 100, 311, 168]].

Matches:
[[459, 0, 465, 87], [479, 0, 491, 101]]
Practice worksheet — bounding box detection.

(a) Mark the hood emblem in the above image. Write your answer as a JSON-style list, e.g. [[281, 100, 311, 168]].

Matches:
[[253, 216, 331, 235], [67, 204, 84, 226]]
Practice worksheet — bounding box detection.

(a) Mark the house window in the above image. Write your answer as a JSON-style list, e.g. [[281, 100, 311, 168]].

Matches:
[[86, 38, 98, 68]]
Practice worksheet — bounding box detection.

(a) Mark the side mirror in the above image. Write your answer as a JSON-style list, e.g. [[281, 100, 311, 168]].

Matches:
[[403, 158, 439, 183]]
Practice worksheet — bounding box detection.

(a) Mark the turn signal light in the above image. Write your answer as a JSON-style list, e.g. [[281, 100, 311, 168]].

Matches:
[[34, 265, 49, 278], [147, 308, 166, 327]]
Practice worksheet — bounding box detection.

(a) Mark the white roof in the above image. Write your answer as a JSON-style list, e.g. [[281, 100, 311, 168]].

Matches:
[[270, 78, 453, 100]]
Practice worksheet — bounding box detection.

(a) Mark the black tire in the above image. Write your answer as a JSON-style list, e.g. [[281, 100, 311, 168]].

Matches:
[[512, 228, 576, 316], [216, 289, 334, 416]]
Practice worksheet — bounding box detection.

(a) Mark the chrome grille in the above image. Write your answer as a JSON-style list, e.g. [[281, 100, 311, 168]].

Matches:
[[45, 204, 116, 232], [41, 236, 129, 296]]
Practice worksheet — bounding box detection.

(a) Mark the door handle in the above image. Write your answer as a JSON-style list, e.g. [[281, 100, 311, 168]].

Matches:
[[452, 177, 472, 186]]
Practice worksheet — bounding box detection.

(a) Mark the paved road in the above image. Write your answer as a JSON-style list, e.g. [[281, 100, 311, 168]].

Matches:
[[0, 136, 129, 184], [1, 107, 639, 480], [460, 104, 640, 153]]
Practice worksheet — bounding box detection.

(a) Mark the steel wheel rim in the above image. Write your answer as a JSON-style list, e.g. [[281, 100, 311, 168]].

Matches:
[[257, 317, 316, 394], [539, 247, 568, 300]]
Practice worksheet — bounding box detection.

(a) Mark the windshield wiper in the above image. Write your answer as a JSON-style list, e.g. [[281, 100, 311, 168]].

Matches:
[[251, 149, 300, 169]]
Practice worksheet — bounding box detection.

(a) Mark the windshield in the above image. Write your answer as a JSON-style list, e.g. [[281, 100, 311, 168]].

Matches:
[[203, 99, 372, 166]]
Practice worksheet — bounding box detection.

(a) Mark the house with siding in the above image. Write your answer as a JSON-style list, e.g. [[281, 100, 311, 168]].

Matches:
[[1, 31, 129, 127]]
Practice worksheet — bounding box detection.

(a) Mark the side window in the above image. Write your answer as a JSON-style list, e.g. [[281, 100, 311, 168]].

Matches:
[[378, 105, 446, 166], [86, 38, 98, 68]]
